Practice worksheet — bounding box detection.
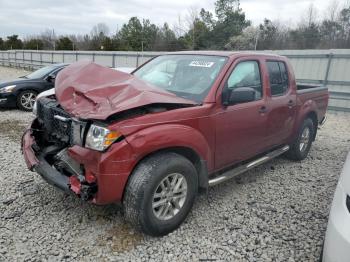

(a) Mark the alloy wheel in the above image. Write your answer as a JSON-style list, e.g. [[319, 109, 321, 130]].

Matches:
[[152, 173, 188, 221], [20, 92, 37, 110], [299, 127, 310, 152]]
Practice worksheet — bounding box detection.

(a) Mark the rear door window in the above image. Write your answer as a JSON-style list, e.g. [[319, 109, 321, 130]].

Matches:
[[267, 61, 289, 96]]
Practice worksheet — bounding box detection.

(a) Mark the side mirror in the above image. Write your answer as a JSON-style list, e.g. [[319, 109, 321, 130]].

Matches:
[[46, 74, 56, 83], [223, 87, 256, 106]]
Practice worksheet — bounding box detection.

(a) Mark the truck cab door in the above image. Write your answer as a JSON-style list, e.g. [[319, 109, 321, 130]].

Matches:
[[214, 59, 268, 170], [264, 61, 297, 147]]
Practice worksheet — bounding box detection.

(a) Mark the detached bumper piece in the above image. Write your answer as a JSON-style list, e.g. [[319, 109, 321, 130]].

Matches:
[[22, 129, 97, 201], [35, 155, 70, 193]]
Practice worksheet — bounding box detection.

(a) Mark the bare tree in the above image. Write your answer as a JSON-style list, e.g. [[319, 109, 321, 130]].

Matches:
[[185, 6, 200, 49], [39, 29, 57, 50], [225, 26, 259, 50], [90, 23, 110, 37], [305, 3, 318, 27], [325, 0, 340, 21], [173, 14, 187, 37], [90, 23, 110, 50]]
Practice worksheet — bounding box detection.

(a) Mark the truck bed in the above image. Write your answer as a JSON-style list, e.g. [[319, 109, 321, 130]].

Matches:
[[296, 83, 329, 124], [297, 83, 328, 94]]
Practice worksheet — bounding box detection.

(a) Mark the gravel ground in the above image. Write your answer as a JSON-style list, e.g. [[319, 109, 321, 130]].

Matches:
[[0, 66, 31, 81], [1, 66, 350, 261]]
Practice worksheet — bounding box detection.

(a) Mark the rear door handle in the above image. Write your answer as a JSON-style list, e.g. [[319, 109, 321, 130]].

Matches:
[[259, 106, 267, 113]]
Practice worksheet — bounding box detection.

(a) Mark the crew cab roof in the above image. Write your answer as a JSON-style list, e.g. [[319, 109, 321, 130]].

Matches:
[[166, 50, 285, 59]]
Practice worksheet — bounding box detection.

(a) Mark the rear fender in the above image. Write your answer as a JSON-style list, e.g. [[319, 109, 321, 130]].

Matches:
[[292, 99, 318, 141]]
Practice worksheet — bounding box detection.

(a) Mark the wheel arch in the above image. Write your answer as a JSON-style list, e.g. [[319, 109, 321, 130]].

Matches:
[[122, 145, 209, 202], [16, 88, 39, 110], [15, 84, 42, 94]]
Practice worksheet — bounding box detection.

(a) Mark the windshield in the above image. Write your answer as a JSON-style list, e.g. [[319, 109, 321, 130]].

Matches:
[[26, 65, 57, 79], [133, 55, 228, 103]]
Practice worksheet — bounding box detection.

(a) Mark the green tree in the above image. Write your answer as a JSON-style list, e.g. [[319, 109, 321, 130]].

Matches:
[[185, 18, 211, 50], [256, 19, 278, 50], [288, 23, 320, 49], [24, 39, 44, 50], [142, 19, 159, 50], [5, 35, 23, 49], [320, 20, 342, 48], [156, 23, 179, 51], [56, 37, 73, 50], [101, 36, 114, 50], [213, 0, 250, 49], [200, 8, 215, 29], [0, 38, 5, 50], [118, 17, 144, 50]]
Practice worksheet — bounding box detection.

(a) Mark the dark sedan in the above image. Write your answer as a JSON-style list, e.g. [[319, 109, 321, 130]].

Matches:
[[0, 63, 67, 111]]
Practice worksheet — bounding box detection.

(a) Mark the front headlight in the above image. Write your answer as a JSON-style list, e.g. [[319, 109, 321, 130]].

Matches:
[[85, 124, 122, 151], [0, 85, 16, 93]]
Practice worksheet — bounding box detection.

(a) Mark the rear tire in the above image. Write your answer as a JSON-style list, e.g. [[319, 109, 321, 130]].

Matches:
[[17, 90, 37, 111], [286, 118, 315, 161], [123, 152, 198, 236]]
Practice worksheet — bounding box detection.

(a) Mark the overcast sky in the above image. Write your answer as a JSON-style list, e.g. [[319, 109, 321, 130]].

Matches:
[[0, 0, 339, 38]]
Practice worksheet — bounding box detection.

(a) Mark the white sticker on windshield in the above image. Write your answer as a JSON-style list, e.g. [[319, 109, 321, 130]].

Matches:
[[189, 61, 215, 68]]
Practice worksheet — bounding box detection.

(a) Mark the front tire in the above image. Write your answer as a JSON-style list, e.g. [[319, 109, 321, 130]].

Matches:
[[286, 118, 315, 161], [123, 152, 198, 236], [17, 90, 37, 111]]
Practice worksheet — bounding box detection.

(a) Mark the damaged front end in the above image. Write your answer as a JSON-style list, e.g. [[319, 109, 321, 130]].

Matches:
[[21, 61, 198, 204], [23, 97, 98, 201]]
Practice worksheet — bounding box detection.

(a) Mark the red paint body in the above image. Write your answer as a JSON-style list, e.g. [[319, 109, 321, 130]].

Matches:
[[22, 52, 329, 204]]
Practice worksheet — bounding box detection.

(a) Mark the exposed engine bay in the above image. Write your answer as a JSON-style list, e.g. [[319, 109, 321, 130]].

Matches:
[[31, 97, 97, 200]]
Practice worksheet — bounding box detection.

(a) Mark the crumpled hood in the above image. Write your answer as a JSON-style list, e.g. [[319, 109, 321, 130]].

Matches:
[[55, 61, 196, 120]]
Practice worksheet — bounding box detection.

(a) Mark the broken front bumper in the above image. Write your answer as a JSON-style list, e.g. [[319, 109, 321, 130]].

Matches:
[[22, 123, 136, 204], [22, 130, 77, 194]]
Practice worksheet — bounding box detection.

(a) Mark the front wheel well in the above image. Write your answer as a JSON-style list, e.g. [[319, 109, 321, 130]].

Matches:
[[141, 147, 208, 189], [123, 147, 209, 200]]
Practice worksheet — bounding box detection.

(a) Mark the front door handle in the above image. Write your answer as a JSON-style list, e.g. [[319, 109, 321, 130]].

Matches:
[[259, 106, 267, 114], [288, 100, 294, 108]]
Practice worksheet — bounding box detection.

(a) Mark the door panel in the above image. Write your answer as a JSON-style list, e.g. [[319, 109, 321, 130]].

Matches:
[[214, 100, 268, 169], [214, 59, 268, 170], [265, 94, 296, 147], [264, 61, 297, 147]]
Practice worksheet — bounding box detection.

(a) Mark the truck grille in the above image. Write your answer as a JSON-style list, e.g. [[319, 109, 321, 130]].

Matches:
[[37, 98, 72, 145]]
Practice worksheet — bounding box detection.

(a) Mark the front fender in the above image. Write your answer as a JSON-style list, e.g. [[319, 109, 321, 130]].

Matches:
[[125, 124, 213, 172]]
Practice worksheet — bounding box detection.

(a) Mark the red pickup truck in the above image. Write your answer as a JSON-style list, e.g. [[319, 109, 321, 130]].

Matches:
[[22, 51, 328, 236]]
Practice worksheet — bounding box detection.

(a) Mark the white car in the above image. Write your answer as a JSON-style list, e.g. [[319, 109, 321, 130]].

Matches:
[[33, 67, 135, 114], [323, 152, 350, 261]]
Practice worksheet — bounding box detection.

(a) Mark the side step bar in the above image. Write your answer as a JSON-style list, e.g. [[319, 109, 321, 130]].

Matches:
[[208, 145, 290, 187], [318, 115, 327, 129]]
